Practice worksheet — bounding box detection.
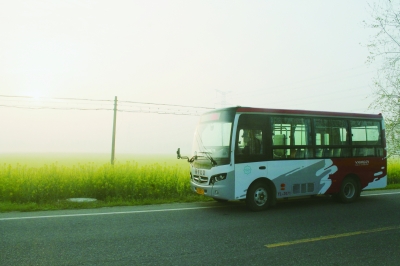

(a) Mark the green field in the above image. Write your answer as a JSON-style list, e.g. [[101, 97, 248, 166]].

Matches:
[[0, 153, 208, 212], [0, 153, 399, 212], [387, 159, 400, 185]]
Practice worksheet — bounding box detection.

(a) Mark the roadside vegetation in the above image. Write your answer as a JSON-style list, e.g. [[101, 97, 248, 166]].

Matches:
[[0, 154, 212, 212], [0, 154, 399, 212], [387, 159, 400, 186]]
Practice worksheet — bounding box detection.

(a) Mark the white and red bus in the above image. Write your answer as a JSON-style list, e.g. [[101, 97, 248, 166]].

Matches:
[[177, 107, 387, 211]]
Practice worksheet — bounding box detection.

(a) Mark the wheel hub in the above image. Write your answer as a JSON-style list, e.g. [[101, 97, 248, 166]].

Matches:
[[344, 183, 355, 198], [254, 188, 268, 206]]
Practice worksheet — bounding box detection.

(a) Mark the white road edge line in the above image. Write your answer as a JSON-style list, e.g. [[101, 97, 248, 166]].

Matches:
[[0, 205, 224, 221], [1, 191, 399, 221], [361, 191, 400, 197]]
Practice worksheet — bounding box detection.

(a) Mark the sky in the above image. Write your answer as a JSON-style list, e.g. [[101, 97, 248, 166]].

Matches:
[[0, 0, 384, 155]]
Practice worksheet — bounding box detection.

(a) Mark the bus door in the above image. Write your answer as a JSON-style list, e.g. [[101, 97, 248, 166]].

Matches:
[[234, 114, 268, 198]]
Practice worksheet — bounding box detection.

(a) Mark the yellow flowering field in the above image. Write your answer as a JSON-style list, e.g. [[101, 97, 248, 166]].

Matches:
[[387, 159, 400, 185], [0, 154, 194, 204], [0, 154, 399, 206]]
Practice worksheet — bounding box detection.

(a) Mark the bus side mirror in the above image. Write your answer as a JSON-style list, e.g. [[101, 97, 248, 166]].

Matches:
[[177, 148, 191, 162]]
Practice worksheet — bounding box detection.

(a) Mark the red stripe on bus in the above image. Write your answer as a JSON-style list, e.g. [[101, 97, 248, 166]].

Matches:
[[236, 107, 382, 119]]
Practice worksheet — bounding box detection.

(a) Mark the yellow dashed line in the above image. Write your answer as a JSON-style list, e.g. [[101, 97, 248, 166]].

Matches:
[[265, 225, 400, 248]]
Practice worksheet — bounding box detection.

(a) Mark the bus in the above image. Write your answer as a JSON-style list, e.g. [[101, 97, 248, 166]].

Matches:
[[177, 106, 387, 211]]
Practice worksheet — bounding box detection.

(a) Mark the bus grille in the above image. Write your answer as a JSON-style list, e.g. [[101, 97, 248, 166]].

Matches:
[[193, 175, 209, 184]]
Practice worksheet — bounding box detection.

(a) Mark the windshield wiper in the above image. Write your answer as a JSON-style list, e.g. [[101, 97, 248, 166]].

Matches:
[[198, 151, 217, 166]]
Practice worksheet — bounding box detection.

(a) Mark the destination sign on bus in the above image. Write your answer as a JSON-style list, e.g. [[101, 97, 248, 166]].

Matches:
[[201, 112, 220, 122]]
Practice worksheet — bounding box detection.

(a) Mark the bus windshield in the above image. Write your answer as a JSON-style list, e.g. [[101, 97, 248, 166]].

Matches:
[[192, 110, 234, 165]]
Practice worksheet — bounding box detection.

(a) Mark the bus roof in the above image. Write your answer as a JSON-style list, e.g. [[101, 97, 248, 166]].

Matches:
[[218, 106, 383, 119]]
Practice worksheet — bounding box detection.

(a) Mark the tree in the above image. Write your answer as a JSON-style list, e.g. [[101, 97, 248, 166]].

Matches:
[[366, 0, 400, 156]]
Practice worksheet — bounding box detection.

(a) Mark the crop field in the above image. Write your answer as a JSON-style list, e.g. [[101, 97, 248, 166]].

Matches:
[[0, 153, 399, 212], [0, 153, 207, 211], [387, 159, 400, 185]]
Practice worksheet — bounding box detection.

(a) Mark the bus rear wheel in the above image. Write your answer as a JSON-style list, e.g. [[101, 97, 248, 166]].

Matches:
[[246, 181, 270, 211], [337, 177, 360, 203]]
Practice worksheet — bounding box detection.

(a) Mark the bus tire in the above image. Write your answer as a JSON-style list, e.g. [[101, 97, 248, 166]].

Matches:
[[337, 177, 360, 203], [246, 180, 270, 211]]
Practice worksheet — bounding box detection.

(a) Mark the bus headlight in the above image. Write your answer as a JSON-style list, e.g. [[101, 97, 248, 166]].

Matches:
[[210, 173, 227, 185]]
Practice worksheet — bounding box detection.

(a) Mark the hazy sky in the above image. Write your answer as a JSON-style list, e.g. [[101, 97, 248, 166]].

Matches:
[[0, 0, 382, 155]]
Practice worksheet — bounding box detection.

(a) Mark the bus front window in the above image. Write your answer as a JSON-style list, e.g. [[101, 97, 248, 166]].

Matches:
[[193, 121, 232, 164]]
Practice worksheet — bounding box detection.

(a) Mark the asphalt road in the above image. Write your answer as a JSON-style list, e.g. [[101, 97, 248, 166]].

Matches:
[[1, 190, 400, 266]]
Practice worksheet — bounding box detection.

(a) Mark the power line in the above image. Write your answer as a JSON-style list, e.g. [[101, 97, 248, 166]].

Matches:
[[0, 94, 213, 109], [118, 109, 203, 116], [0, 104, 113, 111], [0, 94, 113, 102], [0, 104, 206, 116], [119, 100, 212, 110], [0, 94, 214, 115]]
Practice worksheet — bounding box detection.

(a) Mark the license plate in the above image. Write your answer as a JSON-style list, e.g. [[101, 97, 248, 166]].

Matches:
[[195, 187, 204, 195]]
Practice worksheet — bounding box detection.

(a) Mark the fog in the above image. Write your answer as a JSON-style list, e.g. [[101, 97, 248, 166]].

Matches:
[[0, 0, 381, 155]]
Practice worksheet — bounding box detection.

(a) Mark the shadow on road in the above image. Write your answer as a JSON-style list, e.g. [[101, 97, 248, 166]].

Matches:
[[199, 193, 385, 215]]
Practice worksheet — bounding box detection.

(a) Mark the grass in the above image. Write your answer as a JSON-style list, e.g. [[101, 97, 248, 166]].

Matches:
[[0, 153, 399, 212], [387, 159, 400, 185], [0, 195, 212, 213], [0, 153, 213, 212]]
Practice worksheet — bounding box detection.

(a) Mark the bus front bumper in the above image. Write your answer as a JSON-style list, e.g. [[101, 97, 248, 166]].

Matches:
[[190, 181, 232, 200]]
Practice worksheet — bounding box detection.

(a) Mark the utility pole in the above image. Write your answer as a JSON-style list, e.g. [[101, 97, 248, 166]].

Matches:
[[111, 96, 117, 165]]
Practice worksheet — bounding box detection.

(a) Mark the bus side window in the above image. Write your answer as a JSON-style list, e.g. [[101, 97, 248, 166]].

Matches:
[[243, 129, 262, 155], [238, 129, 245, 149], [332, 148, 341, 157], [315, 149, 323, 158], [273, 134, 286, 158], [295, 149, 304, 158], [351, 120, 381, 157], [314, 118, 349, 158]]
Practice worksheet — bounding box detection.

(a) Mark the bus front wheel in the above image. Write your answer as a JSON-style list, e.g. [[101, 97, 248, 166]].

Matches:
[[246, 181, 270, 211], [337, 177, 360, 203]]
